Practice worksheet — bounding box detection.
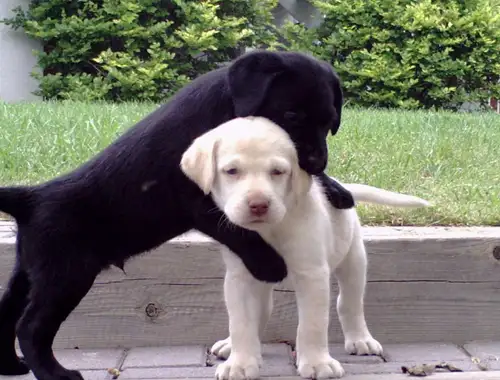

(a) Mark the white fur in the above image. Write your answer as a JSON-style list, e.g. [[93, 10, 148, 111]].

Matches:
[[340, 183, 430, 208], [180, 117, 430, 380]]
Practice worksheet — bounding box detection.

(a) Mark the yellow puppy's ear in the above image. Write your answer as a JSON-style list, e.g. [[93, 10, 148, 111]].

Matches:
[[180, 131, 220, 195], [290, 165, 312, 203]]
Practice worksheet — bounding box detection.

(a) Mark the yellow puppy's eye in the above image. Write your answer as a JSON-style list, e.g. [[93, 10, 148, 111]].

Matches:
[[271, 168, 284, 176], [225, 168, 238, 175]]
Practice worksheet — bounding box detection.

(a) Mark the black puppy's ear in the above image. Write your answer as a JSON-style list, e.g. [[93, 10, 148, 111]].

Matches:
[[331, 69, 344, 135], [228, 50, 284, 116], [320, 61, 344, 135]]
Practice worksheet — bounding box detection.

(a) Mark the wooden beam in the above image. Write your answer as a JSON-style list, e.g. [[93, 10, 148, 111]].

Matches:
[[2, 223, 500, 349]]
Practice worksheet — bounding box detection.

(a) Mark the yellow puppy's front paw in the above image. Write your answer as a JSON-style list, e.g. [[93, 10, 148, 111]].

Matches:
[[214, 354, 261, 380], [296, 354, 345, 379], [345, 336, 383, 356], [211, 337, 232, 360]]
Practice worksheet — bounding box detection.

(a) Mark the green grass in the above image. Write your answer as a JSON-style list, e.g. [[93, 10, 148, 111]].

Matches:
[[0, 101, 499, 226]]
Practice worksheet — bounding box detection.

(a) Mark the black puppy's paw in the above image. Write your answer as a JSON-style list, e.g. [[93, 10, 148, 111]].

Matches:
[[326, 188, 355, 209], [321, 179, 355, 209], [0, 357, 30, 375], [56, 369, 85, 380], [245, 255, 288, 283]]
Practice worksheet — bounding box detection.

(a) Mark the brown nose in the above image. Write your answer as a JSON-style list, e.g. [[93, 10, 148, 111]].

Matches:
[[248, 199, 269, 217]]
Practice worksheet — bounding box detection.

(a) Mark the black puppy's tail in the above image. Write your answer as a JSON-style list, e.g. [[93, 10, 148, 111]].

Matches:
[[0, 186, 35, 223]]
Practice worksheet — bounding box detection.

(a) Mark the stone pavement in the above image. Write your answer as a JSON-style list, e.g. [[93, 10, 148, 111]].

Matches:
[[3, 342, 500, 380]]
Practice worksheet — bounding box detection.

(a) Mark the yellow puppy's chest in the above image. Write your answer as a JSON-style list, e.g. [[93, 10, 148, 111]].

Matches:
[[261, 184, 334, 263]]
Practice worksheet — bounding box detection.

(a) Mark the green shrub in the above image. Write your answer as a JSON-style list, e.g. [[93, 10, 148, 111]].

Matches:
[[282, 0, 500, 110], [2, 0, 279, 101]]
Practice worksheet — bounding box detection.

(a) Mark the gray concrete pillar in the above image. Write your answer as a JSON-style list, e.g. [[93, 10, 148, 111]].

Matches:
[[0, 0, 41, 102]]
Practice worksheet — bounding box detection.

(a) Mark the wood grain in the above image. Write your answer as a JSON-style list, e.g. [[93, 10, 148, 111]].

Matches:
[[1, 223, 500, 349]]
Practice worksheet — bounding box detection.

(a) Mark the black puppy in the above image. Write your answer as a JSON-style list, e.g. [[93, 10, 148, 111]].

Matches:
[[0, 50, 354, 380]]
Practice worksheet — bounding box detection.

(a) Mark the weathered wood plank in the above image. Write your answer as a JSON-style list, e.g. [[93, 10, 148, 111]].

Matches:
[[1, 225, 500, 349]]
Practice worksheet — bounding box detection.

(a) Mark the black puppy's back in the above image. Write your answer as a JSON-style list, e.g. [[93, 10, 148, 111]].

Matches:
[[14, 67, 234, 262], [1, 51, 352, 265]]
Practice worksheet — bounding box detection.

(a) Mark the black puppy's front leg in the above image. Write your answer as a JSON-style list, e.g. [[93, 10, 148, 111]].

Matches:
[[316, 172, 355, 209], [192, 199, 287, 283]]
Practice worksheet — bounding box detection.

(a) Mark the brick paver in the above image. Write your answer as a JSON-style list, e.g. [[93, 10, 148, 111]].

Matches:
[[5, 342, 500, 380], [463, 341, 500, 371], [123, 346, 206, 368], [2, 348, 124, 380], [340, 343, 479, 376], [119, 366, 216, 379], [1, 371, 108, 380], [383, 343, 469, 362], [54, 348, 125, 370]]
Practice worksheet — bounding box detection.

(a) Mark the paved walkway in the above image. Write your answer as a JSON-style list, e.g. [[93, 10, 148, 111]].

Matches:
[[4, 342, 500, 380]]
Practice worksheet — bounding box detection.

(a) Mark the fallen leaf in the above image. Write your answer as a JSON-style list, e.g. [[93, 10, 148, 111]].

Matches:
[[107, 368, 120, 379]]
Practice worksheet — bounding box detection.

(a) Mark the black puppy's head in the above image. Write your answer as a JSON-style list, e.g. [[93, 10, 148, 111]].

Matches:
[[228, 50, 343, 175]]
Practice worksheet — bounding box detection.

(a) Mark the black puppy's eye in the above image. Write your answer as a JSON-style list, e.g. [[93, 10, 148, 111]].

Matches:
[[225, 168, 238, 176], [284, 111, 306, 122], [284, 111, 298, 120]]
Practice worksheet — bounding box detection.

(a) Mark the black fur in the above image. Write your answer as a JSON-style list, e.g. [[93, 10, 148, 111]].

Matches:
[[0, 50, 354, 380]]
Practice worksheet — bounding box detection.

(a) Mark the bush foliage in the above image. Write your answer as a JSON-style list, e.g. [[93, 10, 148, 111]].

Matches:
[[282, 0, 500, 109], [3, 0, 278, 101], [3, 0, 500, 109]]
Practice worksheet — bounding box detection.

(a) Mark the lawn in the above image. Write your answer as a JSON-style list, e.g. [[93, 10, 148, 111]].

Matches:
[[0, 101, 499, 226]]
